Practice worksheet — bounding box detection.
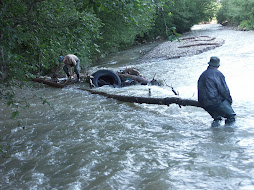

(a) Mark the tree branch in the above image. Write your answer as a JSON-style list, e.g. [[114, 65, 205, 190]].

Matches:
[[31, 78, 202, 108]]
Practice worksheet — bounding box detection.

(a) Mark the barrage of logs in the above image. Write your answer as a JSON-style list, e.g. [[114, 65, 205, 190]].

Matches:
[[178, 36, 223, 48], [178, 43, 221, 48]]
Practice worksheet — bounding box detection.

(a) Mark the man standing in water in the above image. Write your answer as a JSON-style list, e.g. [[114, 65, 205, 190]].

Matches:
[[59, 54, 80, 82], [198, 56, 236, 126]]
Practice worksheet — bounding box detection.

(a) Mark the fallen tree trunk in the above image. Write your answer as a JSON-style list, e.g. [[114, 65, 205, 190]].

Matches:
[[178, 43, 222, 48], [80, 88, 202, 108], [32, 77, 202, 108], [117, 73, 149, 84], [31, 78, 65, 88], [193, 37, 216, 42], [181, 36, 214, 41]]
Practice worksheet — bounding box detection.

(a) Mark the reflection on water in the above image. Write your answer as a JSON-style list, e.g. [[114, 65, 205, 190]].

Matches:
[[1, 24, 254, 189]]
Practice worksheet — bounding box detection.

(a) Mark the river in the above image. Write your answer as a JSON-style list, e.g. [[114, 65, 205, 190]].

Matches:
[[1, 24, 254, 190]]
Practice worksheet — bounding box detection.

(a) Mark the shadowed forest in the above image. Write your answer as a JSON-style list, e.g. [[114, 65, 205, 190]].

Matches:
[[1, 0, 253, 83]]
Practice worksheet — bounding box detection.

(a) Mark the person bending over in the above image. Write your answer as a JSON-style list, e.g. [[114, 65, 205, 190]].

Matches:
[[59, 54, 80, 82]]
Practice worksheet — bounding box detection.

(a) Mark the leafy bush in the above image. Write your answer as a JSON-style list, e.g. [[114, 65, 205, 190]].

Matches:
[[0, 0, 220, 83], [217, 0, 254, 30], [148, 0, 217, 39], [0, 0, 102, 81], [93, 1, 156, 55], [239, 20, 253, 31]]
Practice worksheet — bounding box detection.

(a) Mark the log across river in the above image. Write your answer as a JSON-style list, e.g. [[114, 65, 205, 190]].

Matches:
[[32, 77, 202, 108]]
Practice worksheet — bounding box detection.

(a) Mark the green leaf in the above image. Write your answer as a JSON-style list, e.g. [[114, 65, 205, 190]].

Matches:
[[11, 111, 19, 119]]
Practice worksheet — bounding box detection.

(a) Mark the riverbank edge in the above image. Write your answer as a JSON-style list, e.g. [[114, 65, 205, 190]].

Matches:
[[139, 24, 253, 61], [142, 35, 225, 61]]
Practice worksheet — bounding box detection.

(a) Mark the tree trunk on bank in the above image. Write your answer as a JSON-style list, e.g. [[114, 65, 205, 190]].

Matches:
[[178, 43, 222, 48], [32, 78, 202, 108], [0, 33, 9, 81]]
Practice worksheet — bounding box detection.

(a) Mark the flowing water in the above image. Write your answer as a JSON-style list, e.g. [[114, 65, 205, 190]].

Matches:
[[1, 24, 254, 190]]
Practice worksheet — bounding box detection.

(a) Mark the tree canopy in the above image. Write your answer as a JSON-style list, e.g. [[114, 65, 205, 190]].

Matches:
[[0, 0, 218, 83], [217, 0, 254, 30]]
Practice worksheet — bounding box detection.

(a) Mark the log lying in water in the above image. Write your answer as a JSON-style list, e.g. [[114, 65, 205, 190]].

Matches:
[[32, 77, 202, 108], [31, 78, 65, 88], [117, 73, 149, 84], [80, 88, 202, 108]]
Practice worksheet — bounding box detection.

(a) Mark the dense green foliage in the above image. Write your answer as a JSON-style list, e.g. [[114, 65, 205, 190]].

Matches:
[[0, 0, 218, 83], [0, 0, 219, 119], [88, 0, 158, 54], [148, 0, 218, 38], [217, 0, 254, 30], [0, 0, 101, 81]]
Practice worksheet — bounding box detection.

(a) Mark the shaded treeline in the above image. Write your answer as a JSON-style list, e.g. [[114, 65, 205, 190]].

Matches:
[[217, 0, 254, 30], [0, 0, 217, 82]]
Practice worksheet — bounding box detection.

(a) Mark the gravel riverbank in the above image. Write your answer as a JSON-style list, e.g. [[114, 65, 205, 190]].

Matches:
[[143, 36, 225, 60]]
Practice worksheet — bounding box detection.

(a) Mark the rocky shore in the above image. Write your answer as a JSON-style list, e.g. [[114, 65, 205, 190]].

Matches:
[[143, 36, 225, 60]]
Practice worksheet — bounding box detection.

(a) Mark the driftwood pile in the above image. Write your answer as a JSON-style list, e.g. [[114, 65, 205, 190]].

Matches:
[[117, 67, 149, 85], [116, 67, 162, 86], [143, 36, 225, 60]]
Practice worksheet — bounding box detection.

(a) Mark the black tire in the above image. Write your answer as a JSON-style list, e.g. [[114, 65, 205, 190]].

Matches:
[[91, 69, 122, 87]]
